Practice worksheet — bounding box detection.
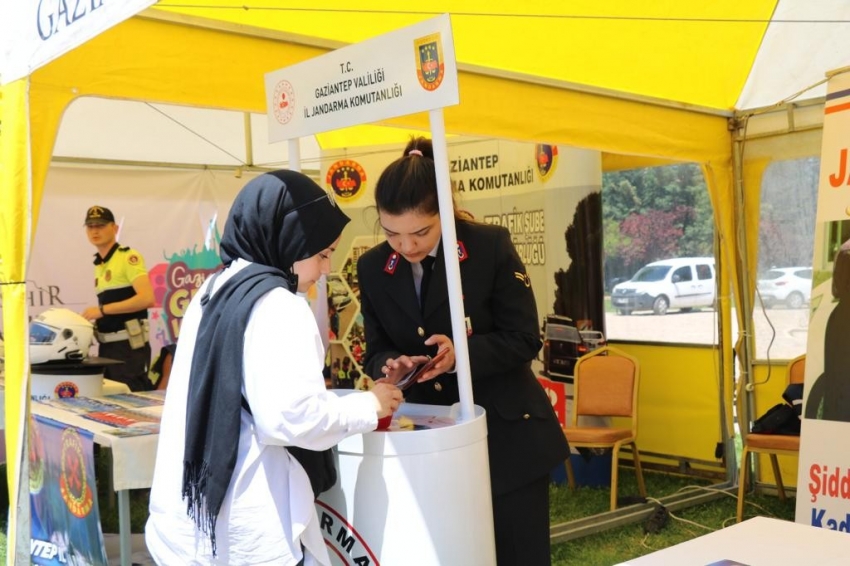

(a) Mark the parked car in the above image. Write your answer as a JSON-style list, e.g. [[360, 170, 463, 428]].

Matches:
[[579, 330, 607, 351], [756, 267, 812, 309], [611, 257, 716, 315], [542, 315, 589, 380]]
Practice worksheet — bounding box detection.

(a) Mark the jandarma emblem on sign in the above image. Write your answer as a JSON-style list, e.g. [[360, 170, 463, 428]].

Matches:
[[60, 428, 95, 518], [273, 79, 297, 125], [326, 159, 367, 201], [414, 32, 445, 91], [535, 144, 558, 182]]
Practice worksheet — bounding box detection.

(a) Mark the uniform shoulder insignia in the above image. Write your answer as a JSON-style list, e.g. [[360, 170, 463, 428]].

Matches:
[[128, 253, 140, 266], [514, 271, 531, 287], [384, 252, 399, 274], [457, 241, 468, 262], [118, 246, 130, 252]]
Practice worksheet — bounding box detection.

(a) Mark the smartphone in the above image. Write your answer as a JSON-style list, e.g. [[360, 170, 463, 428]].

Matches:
[[396, 349, 450, 390]]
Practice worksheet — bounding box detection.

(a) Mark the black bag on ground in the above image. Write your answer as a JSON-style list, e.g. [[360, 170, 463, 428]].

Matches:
[[751, 402, 800, 435]]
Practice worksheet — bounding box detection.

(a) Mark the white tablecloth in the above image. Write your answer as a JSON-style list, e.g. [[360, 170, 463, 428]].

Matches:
[[1, 378, 131, 466], [617, 516, 850, 565], [31, 392, 162, 491]]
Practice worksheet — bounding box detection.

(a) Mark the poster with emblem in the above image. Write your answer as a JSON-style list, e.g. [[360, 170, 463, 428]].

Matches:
[[317, 138, 601, 392], [29, 416, 107, 565]]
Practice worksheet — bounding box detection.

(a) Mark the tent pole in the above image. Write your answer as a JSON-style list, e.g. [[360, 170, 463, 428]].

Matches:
[[288, 139, 301, 172], [731, 120, 756, 487], [243, 113, 255, 167]]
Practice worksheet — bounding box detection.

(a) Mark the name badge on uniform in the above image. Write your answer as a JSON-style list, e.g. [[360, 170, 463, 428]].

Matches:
[[457, 241, 468, 262], [384, 252, 399, 274], [465, 316, 473, 336]]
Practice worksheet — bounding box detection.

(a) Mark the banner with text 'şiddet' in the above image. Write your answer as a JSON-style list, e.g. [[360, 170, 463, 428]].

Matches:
[[796, 68, 850, 532]]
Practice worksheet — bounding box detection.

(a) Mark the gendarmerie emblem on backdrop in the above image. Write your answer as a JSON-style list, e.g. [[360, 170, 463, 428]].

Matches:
[[326, 159, 367, 202], [535, 144, 558, 182]]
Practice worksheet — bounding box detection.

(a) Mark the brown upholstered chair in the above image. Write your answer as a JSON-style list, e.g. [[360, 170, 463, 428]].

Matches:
[[736, 354, 805, 522], [563, 346, 646, 510]]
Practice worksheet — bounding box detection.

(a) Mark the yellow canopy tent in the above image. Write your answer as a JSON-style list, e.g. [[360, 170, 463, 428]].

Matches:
[[3, 1, 849, 559]]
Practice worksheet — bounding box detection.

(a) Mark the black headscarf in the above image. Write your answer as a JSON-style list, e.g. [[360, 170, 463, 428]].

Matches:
[[181, 170, 349, 553]]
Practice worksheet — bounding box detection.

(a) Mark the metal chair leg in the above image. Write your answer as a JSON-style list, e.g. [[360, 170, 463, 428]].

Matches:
[[565, 457, 577, 491], [769, 454, 786, 501], [737, 446, 751, 522], [610, 445, 621, 511], [631, 442, 647, 498]]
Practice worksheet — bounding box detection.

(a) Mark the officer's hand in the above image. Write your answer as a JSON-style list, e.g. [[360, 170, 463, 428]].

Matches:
[[379, 355, 430, 384], [420, 334, 455, 380], [82, 306, 103, 322]]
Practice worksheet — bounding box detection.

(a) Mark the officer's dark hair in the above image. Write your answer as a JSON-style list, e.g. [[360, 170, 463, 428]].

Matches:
[[374, 137, 459, 217]]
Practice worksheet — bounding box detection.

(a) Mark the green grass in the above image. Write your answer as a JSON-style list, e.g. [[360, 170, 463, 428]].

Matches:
[[549, 466, 796, 565], [1, 463, 796, 565]]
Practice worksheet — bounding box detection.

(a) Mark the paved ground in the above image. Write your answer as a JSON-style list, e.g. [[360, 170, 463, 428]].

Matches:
[[604, 305, 810, 361], [104, 533, 154, 566]]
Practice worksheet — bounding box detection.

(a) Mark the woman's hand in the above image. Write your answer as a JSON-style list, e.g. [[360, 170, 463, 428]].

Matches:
[[370, 382, 403, 418]]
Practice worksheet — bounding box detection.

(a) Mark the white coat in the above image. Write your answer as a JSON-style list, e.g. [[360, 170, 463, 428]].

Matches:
[[146, 260, 378, 565]]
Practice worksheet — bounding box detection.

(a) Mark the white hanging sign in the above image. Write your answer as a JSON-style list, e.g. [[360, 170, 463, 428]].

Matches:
[[265, 13, 458, 141], [0, 0, 156, 85]]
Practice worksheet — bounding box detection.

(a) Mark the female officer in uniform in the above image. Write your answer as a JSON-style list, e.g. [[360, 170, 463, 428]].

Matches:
[[357, 138, 569, 565]]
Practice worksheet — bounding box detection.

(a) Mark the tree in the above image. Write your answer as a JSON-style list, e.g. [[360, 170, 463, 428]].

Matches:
[[602, 164, 714, 280], [620, 209, 684, 267]]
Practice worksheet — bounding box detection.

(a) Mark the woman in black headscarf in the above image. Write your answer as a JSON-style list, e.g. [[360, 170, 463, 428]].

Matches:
[[146, 170, 402, 565]]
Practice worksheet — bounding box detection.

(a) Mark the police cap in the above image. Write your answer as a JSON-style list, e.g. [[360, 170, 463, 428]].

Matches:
[[84, 205, 115, 226]]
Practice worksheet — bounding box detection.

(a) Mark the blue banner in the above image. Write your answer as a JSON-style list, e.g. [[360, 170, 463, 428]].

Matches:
[[30, 416, 107, 565]]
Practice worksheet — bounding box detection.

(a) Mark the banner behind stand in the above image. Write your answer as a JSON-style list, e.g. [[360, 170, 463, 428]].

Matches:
[[321, 138, 602, 387], [3, 166, 260, 363], [2, 140, 600, 383], [796, 68, 850, 530]]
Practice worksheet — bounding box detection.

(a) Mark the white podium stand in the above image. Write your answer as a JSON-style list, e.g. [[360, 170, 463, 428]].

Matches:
[[318, 400, 496, 566], [29, 357, 126, 399]]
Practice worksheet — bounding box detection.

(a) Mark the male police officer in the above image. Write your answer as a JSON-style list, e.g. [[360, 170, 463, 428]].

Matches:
[[81, 205, 155, 391]]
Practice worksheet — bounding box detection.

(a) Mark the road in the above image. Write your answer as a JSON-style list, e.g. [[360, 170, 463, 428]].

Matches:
[[604, 305, 810, 361]]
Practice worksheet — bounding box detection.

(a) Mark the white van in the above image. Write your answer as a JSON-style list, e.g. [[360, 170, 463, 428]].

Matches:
[[611, 257, 716, 315]]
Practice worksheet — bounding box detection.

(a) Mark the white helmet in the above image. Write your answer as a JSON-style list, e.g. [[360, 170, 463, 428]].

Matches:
[[30, 308, 94, 365]]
